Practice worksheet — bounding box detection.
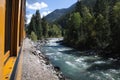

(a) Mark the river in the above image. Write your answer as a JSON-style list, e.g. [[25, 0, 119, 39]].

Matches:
[[40, 38, 120, 80]]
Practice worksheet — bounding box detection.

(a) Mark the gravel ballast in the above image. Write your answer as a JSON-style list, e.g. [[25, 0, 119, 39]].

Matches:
[[21, 38, 60, 80]]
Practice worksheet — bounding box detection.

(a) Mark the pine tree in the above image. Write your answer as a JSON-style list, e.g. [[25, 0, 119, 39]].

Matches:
[[42, 17, 48, 37], [35, 10, 42, 39], [75, 0, 85, 17], [110, 1, 120, 52], [95, 14, 111, 49], [94, 0, 110, 17], [27, 15, 36, 35]]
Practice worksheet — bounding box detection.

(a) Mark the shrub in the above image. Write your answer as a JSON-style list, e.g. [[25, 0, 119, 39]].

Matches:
[[30, 31, 37, 41]]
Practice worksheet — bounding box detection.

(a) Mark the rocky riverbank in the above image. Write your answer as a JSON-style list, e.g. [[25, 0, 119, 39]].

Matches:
[[22, 38, 65, 80]]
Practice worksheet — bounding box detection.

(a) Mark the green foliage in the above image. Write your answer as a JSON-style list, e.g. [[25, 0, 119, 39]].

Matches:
[[27, 10, 42, 39], [64, 12, 82, 44], [35, 10, 42, 39], [48, 24, 62, 37], [94, 0, 110, 18], [30, 31, 37, 41], [64, 5, 96, 49], [27, 10, 62, 41], [110, 1, 120, 52], [27, 15, 36, 35], [61, 0, 120, 54], [95, 14, 111, 49], [42, 17, 49, 37]]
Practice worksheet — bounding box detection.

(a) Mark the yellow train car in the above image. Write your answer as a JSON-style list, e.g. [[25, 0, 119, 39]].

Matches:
[[0, 0, 26, 80]]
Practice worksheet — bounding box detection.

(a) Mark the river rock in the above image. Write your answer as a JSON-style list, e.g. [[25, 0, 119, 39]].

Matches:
[[36, 50, 41, 54], [54, 66, 60, 72]]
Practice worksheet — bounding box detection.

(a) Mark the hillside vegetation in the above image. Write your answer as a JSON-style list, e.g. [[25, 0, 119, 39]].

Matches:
[[58, 0, 120, 57], [26, 10, 62, 41]]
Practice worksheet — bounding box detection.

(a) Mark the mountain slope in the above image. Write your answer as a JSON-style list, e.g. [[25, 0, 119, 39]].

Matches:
[[45, 0, 97, 23], [44, 3, 76, 23]]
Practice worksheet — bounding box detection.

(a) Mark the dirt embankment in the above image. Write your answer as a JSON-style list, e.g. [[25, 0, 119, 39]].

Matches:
[[22, 38, 65, 80]]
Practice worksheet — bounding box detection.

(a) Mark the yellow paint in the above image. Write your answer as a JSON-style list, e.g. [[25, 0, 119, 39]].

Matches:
[[0, 0, 5, 79], [4, 51, 10, 63], [0, 0, 26, 79], [3, 57, 16, 80]]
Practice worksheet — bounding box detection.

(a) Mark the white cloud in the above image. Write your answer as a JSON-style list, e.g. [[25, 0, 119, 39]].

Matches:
[[41, 11, 52, 18], [26, 14, 33, 24], [26, 1, 48, 10]]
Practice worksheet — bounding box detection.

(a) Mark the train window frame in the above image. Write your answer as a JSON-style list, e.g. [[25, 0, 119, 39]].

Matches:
[[5, 0, 12, 53], [4, 0, 12, 63], [19, 1, 23, 47]]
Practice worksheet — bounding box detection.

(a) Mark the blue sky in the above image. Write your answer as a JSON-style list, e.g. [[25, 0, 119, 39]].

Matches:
[[26, 0, 77, 24]]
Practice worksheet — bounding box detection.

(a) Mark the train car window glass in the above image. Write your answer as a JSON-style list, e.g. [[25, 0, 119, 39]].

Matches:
[[5, 0, 12, 53]]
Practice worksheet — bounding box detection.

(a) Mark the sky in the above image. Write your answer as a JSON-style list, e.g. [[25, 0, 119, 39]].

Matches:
[[26, 0, 77, 24]]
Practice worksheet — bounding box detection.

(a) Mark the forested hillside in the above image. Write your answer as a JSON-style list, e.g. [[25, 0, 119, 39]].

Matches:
[[26, 10, 62, 41], [58, 0, 120, 57]]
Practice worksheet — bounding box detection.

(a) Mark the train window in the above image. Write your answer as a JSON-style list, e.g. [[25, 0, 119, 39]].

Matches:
[[5, 0, 12, 53]]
